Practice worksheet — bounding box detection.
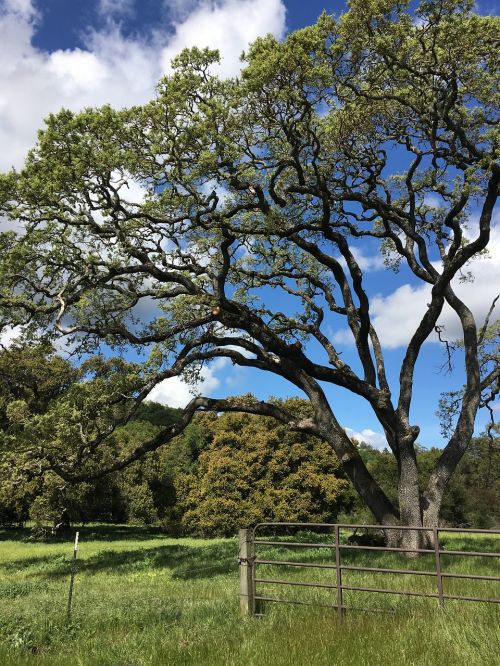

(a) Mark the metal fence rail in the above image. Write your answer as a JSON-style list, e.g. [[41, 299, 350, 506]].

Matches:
[[238, 523, 500, 617]]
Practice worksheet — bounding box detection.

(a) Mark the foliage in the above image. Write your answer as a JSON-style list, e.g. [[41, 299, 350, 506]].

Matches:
[[0, 343, 181, 525], [0, 343, 77, 429], [175, 405, 348, 536], [0, 338, 496, 532], [438, 433, 500, 528], [0, 1, 498, 539], [346, 436, 500, 528]]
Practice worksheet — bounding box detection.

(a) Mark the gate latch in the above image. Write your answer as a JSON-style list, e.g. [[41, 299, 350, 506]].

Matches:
[[237, 557, 254, 565]]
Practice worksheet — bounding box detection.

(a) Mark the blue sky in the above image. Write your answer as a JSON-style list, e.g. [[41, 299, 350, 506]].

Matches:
[[0, 0, 498, 448], [29, 1, 343, 51]]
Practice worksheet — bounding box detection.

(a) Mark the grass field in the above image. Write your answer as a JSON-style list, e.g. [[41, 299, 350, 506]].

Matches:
[[0, 525, 498, 665]]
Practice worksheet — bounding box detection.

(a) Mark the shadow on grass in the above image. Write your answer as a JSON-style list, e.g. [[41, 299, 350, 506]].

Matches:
[[0, 524, 167, 544], [1, 541, 238, 581], [0, 553, 70, 573], [77, 542, 237, 580], [2, 527, 496, 585], [0, 527, 33, 542]]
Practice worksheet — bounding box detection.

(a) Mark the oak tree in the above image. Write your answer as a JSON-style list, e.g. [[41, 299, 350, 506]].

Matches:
[[0, 0, 498, 547]]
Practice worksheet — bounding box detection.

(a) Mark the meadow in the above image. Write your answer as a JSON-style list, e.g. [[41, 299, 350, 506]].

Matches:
[[0, 525, 498, 665]]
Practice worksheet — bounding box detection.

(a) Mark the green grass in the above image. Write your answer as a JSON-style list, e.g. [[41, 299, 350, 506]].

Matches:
[[0, 525, 498, 665]]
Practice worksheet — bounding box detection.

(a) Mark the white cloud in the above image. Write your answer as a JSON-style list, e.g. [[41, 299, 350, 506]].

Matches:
[[0, 0, 286, 171], [2, 0, 35, 19], [338, 246, 385, 273], [333, 221, 500, 349], [372, 223, 500, 348], [145, 343, 252, 406], [331, 327, 354, 346], [344, 426, 388, 450], [223, 343, 255, 359], [98, 0, 135, 19], [0, 214, 23, 232], [47, 49, 108, 94], [354, 248, 385, 272], [0, 10, 158, 170], [160, 0, 286, 78], [200, 178, 232, 207], [107, 169, 148, 206], [369, 283, 431, 349], [146, 357, 229, 407], [0, 325, 23, 348]]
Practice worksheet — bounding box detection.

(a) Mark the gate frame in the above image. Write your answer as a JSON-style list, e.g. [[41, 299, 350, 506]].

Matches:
[[238, 523, 500, 617]]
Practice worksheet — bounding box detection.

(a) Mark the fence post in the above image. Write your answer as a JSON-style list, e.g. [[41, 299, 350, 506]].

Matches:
[[239, 528, 255, 617], [334, 524, 344, 619], [66, 531, 79, 622], [433, 527, 444, 608]]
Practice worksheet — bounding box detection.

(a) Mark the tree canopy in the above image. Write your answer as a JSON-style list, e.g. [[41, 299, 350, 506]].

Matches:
[[176, 404, 348, 536], [0, 0, 498, 545], [2, 376, 497, 533]]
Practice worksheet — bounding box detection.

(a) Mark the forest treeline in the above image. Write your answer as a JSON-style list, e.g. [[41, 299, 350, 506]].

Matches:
[[1, 397, 498, 535]]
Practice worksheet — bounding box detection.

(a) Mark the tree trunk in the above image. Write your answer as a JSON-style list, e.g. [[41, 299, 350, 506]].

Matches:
[[52, 507, 71, 536], [307, 389, 400, 527], [396, 441, 424, 554], [306, 383, 443, 552], [377, 435, 439, 551]]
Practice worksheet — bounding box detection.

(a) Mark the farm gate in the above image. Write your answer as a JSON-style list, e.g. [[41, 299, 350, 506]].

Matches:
[[238, 523, 500, 617]]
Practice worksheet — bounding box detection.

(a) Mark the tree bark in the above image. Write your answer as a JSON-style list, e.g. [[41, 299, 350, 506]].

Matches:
[[396, 440, 426, 552], [305, 382, 400, 527]]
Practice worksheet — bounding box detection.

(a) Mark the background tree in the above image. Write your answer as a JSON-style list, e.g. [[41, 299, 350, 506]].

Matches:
[[0, 343, 77, 428], [0, 344, 77, 524], [348, 434, 500, 529], [0, 342, 204, 528], [0, 0, 498, 547], [0, 343, 179, 525], [175, 401, 348, 536]]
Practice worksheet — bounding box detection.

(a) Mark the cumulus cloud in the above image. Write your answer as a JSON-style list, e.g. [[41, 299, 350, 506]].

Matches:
[[104, 170, 147, 208], [368, 283, 431, 349], [0, 0, 286, 170], [344, 426, 388, 450], [0, 214, 23, 232], [160, 0, 286, 78], [146, 357, 229, 408], [0, 9, 157, 170], [338, 246, 385, 273], [2, 0, 35, 19], [371, 223, 500, 348], [334, 220, 500, 349]]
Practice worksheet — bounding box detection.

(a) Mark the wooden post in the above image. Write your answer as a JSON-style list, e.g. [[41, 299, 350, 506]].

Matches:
[[239, 528, 255, 617], [66, 531, 79, 621]]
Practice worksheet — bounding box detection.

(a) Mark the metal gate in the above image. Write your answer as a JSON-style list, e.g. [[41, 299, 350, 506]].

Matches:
[[238, 523, 500, 617]]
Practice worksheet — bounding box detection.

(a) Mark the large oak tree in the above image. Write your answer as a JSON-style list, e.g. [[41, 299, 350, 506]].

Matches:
[[0, 0, 498, 547]]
